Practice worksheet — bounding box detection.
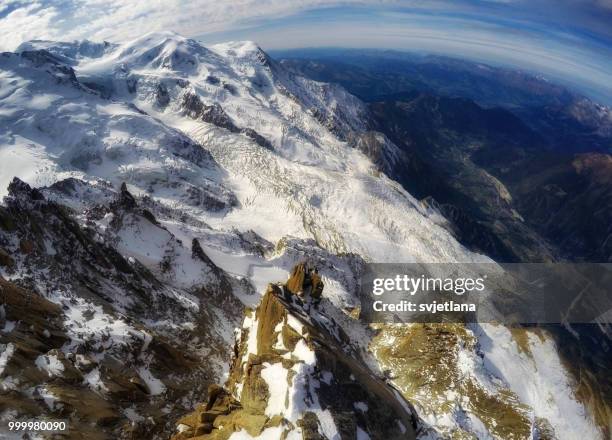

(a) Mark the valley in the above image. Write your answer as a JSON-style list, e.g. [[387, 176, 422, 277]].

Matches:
[[0, 34, 609, 440]]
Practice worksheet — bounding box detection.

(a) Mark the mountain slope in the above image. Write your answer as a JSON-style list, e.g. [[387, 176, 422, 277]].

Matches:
[[0, 33, 606, 439], [171, 266, 418, 439], [278, 52, 612, 263], [0, 178, 243, 438]]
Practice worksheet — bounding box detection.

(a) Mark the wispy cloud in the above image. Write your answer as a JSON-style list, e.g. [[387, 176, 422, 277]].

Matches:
[[0, 0, 610, 100], [0, 1, 63, 50], [0, 0, 364, 50], [1, 1, 611, 51]]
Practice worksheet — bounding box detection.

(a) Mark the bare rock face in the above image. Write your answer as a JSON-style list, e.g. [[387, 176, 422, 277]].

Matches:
[[0, 179, 242, 439], [181, 91, 274, 150], [171, 264, 417, 440], [2, 34, 605, 440]]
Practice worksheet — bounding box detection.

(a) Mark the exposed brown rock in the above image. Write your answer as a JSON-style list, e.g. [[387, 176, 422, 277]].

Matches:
[[19, 238, 35, 254], [298, 412, 327, 440], [0, 184, 240, 439], [170, 264, 417, 440], [0, 247, 14, 268], [285, 262, 307, 295]]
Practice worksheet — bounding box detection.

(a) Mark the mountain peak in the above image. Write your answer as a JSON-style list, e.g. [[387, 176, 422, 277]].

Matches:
[[88, 31, 215, 75], [6, 177, 45, 202], [16, 38, 116, 65], [210, 40, 269, 64], [120, 30, 191, 52], [171, 264, 417, 439]]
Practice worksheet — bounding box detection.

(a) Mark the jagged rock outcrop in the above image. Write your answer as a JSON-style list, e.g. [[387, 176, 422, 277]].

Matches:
[[181, 92, 273, 150], [171, 264, 417, 440], [19, 50, 81, 88], [0, 178, 242, 438], [2, 33, 606, 440]]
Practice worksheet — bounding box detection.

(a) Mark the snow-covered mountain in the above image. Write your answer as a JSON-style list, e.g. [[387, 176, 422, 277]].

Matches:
[[170, 267, 419, 439], [0, 32, 605, 439]]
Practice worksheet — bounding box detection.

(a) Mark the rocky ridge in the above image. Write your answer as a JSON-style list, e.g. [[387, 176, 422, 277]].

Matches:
[[0, 32, 607, 439], [171, 264, 417, 440], [0, 178, 243, 438]]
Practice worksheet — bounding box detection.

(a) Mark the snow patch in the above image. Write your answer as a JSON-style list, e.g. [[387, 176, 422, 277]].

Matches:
[[0, 343, 15, 375], [136, 366, 166, 396], [261, 362, 289, 417], [35, 354, 64, 377]]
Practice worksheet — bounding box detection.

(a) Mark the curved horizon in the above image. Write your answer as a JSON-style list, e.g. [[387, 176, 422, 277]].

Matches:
[[1, 1, 611, 103]]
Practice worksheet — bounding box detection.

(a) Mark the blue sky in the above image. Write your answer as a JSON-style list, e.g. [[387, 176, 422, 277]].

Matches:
[[1, 1, 611, 102]]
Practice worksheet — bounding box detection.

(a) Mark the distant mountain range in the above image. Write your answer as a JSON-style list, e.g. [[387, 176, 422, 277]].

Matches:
[[279, 49, 612, 263]]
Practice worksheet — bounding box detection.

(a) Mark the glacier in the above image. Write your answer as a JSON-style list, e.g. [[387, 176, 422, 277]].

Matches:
[[0, 31, 604, 439]]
